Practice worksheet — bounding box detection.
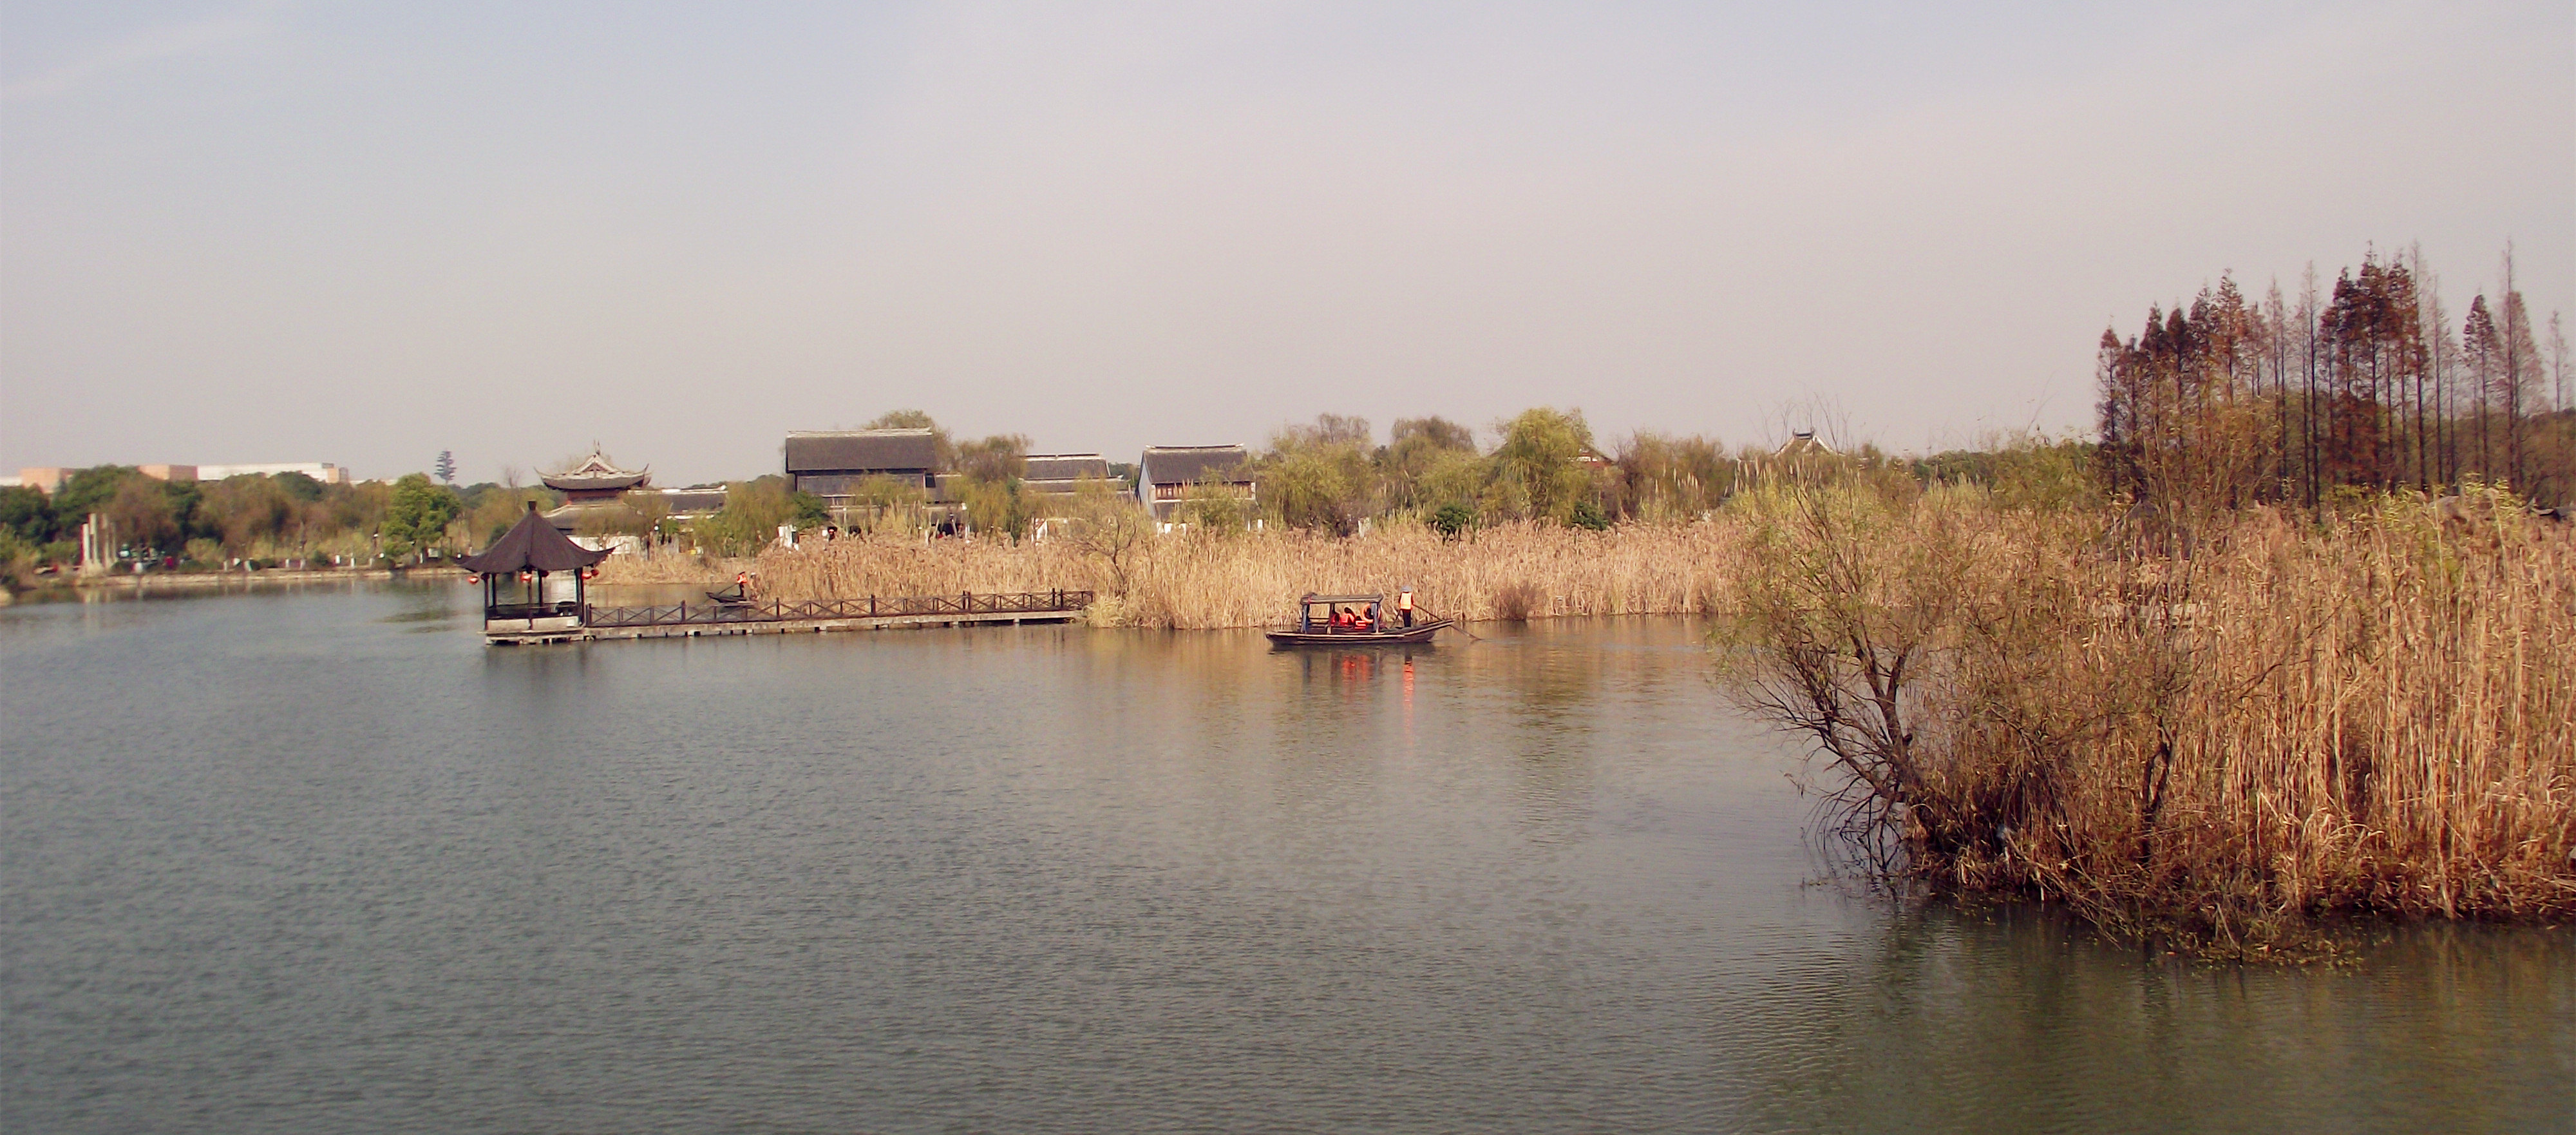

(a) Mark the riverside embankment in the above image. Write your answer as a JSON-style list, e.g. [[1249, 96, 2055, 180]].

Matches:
[[3, 565, 470, 605]]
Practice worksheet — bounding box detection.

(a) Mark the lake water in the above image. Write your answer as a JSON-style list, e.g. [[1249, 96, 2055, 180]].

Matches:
[[3, 583, 2570, 1134]]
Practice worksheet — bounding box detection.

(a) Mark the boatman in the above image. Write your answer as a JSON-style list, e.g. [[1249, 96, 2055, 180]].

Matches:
[[1397, 586, 1414, 627]]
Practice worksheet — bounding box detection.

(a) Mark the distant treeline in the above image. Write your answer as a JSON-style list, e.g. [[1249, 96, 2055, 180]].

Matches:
[[2097, 246, 2573, 510], [797, 406, 1929, 544], [0, 467, 554, 573]]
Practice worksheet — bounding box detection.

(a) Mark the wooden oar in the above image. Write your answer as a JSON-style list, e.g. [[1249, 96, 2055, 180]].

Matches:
[[1421, 609, 1484, 643]]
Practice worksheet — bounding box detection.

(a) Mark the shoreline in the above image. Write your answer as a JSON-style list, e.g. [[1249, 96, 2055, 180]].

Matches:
[[4, 566, 469, 603]]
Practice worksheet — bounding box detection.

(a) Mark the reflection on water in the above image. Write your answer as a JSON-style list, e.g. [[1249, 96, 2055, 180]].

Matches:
[[2, 587, 2568, 1134]]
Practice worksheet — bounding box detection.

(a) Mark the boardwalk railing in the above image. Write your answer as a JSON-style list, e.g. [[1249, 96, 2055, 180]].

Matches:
[[581, 589, 1094, 629]]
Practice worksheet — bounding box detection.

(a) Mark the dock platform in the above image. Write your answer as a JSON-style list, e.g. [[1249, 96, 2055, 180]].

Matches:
[[486, 589, 1093, 645]]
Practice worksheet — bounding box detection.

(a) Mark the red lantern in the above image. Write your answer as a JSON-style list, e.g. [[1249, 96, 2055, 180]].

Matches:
[[519, 571, 533, 584], [463, 573, 478, 584]]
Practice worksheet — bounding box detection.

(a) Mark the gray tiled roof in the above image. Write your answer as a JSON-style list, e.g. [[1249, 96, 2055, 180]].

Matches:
[[1140, 445, 1250, 486], [658, 488, 729, 515], [1023, 453, 1110, 482], [785, 429, 940, 473]]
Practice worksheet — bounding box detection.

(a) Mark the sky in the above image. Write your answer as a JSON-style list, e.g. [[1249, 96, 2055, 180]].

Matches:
[[3, 1, 2570, 486]]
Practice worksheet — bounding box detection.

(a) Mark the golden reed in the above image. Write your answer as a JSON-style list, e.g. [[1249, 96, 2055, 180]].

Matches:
[[1728, 482, 2575, 953], [739, 519, 1748, 629], [620, 493, 2571, 947]]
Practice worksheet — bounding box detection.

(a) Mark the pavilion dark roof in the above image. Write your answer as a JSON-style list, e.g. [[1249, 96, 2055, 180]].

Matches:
[[1139, 445, 1251, 486], [459, 505, 613, 574], [785, 429, 940, 473]]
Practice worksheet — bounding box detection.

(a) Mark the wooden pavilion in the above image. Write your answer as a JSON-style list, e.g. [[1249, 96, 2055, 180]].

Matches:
[[460, 502, 612, 642]]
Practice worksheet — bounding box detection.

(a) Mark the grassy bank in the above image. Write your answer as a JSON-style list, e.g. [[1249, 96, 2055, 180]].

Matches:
[[741, 519, 1745, 628], [1725, 481, 2575, 955]]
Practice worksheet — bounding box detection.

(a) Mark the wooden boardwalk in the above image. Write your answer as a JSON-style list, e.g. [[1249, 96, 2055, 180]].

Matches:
[[486, 589, 1093, 645]]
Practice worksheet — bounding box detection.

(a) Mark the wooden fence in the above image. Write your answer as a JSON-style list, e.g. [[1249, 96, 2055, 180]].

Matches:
[[580, 589, 1094, 629]]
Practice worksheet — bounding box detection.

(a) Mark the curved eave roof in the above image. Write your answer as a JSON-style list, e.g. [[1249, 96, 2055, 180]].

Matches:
[[459, 507, 614, 574], [542, 472, 650, 492]]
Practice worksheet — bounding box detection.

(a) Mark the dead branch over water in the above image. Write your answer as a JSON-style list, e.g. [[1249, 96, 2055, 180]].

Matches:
[[1725, 481, 2575, 954]]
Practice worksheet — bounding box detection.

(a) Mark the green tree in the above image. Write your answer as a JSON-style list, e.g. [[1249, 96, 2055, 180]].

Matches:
[[867, 409, 956, 470], [1611, 432, 1731, 522], [1063, 477, 1151, 594], [1430, 501, 1475, 537], [1491, 407, 1600, 522], [106, 479, 179, 553], [199, 475, 298, 553], [381, 473, 463, 561], [1258, 415, 1378, 535], [843, 474, 927, 534], [790, 490, 830, 529], [697, 477, 799, 555], [1383, 416, 1479, 511], [1179, 469, 1251, 535], [954, 434, 1032, 539], [0, 485, 54, 545], [53, 466, 140, 525]]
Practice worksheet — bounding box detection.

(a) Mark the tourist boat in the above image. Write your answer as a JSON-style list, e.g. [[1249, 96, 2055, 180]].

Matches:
[[1264, 593, 1452, 647]]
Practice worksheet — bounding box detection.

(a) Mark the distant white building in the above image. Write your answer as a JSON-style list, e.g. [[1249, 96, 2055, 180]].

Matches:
[[196, 462, 350, 484]]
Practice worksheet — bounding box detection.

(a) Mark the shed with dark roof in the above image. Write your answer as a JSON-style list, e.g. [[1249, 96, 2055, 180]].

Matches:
[[784, 429, 940, 499], [1137, 445, 1254, 520], [1023, 453, 1110, 484]]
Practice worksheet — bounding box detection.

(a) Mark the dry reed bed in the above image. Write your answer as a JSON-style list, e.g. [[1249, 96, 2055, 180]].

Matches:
[[593, 553, 755, 585], [751, 520, 1748, 629], [640, 493, 2571, 943], [1730, 484, 2576, 948]]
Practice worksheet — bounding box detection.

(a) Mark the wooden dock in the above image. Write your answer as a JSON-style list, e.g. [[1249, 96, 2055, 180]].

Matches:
[[486, 590, 1093, 645]]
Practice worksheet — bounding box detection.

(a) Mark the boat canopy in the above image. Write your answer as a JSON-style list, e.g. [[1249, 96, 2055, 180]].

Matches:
[[1299, 593, 1384, 604], [459, 504, 612, 575]]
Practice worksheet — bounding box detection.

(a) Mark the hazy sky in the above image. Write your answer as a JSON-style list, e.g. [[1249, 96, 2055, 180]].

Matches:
[[5, 1, 2570, 485]]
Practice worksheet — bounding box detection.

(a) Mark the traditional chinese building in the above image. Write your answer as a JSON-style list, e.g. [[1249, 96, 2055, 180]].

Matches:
[[544, 448, 651, 504], [1136, 444, 1253, 522]]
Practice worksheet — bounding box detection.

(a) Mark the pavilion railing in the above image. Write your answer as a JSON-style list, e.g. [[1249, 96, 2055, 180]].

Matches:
[[577, 589, 1094, 629]]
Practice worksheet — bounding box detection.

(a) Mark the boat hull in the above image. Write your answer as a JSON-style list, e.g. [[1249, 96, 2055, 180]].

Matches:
[[1264, 618, 1452, 647]]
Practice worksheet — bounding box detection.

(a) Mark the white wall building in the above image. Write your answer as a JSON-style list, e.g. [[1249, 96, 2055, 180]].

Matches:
[[196, 462, 350, 484]]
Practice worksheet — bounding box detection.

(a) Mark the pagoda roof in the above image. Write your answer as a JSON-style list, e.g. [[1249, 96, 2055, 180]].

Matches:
[[459, 504, 613, 574], [542, 448, 650, 493]]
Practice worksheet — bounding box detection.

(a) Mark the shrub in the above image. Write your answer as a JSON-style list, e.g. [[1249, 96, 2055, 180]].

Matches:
[[1430, 502, 1475, 537]]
